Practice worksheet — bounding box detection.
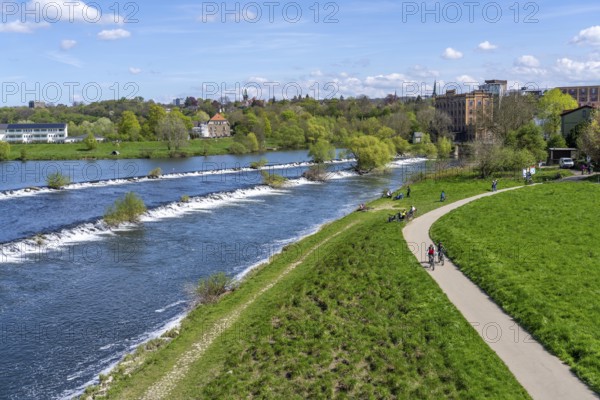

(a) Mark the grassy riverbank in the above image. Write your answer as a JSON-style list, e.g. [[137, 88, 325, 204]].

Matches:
[[7, 139, 235, 161], [78, 168, 548, 399], [431, 181, 600, 393]]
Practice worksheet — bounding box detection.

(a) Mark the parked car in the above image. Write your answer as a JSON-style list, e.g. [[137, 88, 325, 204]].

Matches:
[[559, 157, 574, 169]]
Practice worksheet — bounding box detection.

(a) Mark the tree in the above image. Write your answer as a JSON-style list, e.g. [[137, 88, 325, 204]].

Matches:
[[246, 132, 260, 152], [437, 137, 453, 158], [143, 104, 167, 140], [92, 117, 115, 138], [539, 88, 578, 135], [577, 114, 600, 163], [157, 113, 189, 151], [348, 136, 393, 172], [0, 141, 10, 161], [492, 93, 536, 141], [308, 139, 336, 163], [194, 110, 210, 123], [263, 116, 272, 138], [511, 122, 547, 162], [547, 133, 567, 149], [118, 111, 142, 141], [83, 133, 97, 150]]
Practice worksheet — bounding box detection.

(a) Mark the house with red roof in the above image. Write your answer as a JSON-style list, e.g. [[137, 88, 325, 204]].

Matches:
[[207, 113, 231, 138]]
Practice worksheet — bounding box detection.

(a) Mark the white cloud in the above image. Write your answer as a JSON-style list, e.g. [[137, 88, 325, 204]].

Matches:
[[60, 39, 77, 50], [409, 65, 439, 79], [571, 26, 600, 46], [32, 0, 125, 24], [364, 73, 409, 89], [0, 20, 49, 33], [129, 67, 142, 75], [516, 55, 540, 67], [554, 57, 600, 80], [98, 29, 131, 40], [513, 55, 546, 77], [456, 75, 478, 83], [442, 47, 463, 60], [477, 41, 497, 51]]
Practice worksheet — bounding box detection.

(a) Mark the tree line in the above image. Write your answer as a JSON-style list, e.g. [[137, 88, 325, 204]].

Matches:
[[0, 89, 595, 172]]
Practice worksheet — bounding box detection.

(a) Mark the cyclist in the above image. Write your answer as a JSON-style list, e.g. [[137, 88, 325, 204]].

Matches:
[[427, 244, 435, 269], [437, 241, 445, 265]]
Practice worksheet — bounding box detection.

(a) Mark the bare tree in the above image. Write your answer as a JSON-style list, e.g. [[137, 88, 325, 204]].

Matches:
[[492, 94, 536, 142]]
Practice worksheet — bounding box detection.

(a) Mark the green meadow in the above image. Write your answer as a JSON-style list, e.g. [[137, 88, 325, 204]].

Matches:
[[432, 181, 600, 393], [7, 138, 234, 161], [85, 169, 539, 399]]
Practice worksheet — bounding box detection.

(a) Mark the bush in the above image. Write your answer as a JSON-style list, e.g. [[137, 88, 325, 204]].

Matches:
[[46, 172, 71, 189], [84, 133, 98, 150], [19, 148, 28, 161], [250, 158, 268, 169], [104, 192, 147, 227], [148, 167, 162, 179], [261, 170, 288, 188], [0, 141, 10, 161], [229, 142, 248, 154], [195, 272, 232, 305], [180, 195, 190, 203]]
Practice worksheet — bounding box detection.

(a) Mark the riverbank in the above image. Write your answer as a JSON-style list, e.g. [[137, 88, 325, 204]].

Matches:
[[7, 139, 235, 161], [78, 168, 571, 399]]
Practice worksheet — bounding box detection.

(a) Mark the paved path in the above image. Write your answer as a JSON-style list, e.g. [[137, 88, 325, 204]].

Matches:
[[403, 187, 598, 400]]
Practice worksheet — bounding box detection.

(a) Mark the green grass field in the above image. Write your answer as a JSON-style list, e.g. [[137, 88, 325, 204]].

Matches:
[[431, 181, 600, 393], [7, 138, 235, 161], [86, 170, 537, 399]]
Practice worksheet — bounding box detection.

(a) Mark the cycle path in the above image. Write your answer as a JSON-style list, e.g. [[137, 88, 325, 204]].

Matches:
[[403, 186, 598, 400]]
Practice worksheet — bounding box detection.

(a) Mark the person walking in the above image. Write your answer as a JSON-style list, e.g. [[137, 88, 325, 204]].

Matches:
[[406, 185, 411, 198], [492, 179, 497, 192], [440, 190, 446, 202]]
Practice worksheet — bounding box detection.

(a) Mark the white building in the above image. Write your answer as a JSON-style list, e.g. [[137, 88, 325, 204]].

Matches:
[[191, 122, 209, 138], [0, 123, 68, 143]]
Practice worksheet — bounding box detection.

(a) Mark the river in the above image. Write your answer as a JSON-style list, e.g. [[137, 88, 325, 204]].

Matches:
[[0, 150, 426, 399]]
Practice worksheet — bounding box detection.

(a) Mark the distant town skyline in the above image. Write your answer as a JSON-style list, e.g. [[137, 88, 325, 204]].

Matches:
[[2, 0, 600, 105]]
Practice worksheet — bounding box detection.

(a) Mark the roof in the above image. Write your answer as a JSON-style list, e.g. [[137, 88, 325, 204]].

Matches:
[[209, 113, 227, 122], [5, 123, 67, 129], [560, 105, 595, 117]]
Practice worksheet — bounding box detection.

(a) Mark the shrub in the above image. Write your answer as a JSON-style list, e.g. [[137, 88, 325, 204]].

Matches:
[[229, 142, 248, 154], [0, 141, 10, 161], [250, 158, 268, 169], [261, 170, 288, 188], [20, 148, 28, 161], [180, 195, 190, 203], [148, 167, 162, 179], [104, 192, 147, 227], [47, 172, 71, 189], [84, 133, 98, 150], [195, 272, 232, 305]]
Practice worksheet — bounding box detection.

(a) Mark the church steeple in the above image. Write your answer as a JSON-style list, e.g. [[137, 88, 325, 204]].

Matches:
[[432, 80, 437, 98]]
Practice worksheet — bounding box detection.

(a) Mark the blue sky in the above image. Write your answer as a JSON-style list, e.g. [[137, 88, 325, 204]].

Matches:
[[1, 0, 600, 105]]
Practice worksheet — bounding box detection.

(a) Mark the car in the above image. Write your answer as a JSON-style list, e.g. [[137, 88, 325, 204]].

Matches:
[[559, 157, 574, 169]]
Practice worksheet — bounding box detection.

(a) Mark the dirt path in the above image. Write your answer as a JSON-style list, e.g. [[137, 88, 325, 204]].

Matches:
[[402, 187, 598, 400], [140, 222, 357, 400]]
